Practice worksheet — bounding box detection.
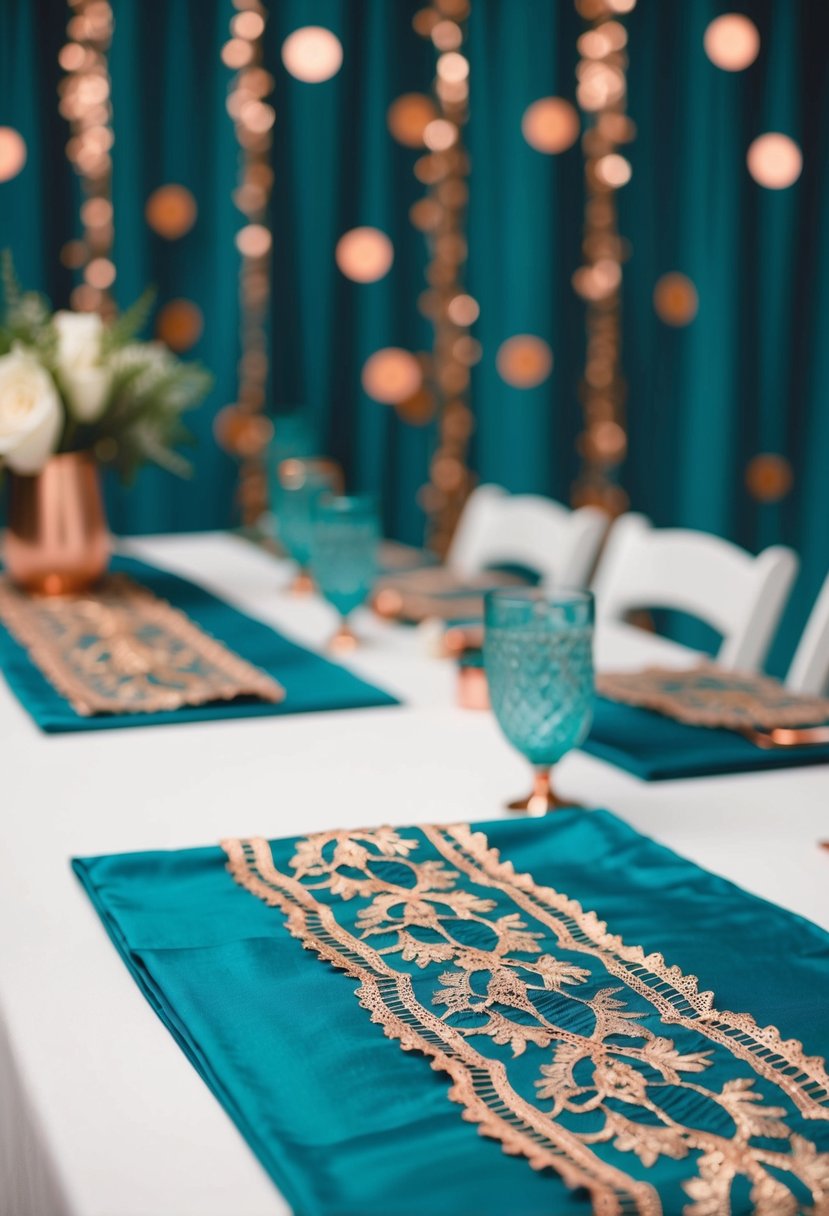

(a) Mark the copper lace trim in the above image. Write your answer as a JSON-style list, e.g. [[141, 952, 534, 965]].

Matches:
[[427, 825, 829, 1122], [377, 541, 437, 573], [597, 662, 829, 731], [372, 566, 527, 624], [223, 835, 656, 1216], [223, 824, 829, 1215], [0, 573, 284, 715]]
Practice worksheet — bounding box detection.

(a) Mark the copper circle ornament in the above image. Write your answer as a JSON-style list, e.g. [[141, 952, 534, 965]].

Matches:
[[653, 273, 699, 326], [362, 349, 423, 404], [146, 185, 197, 239], [745, 454, 793, 502], [521, 98, 580, 154], [496, 336, 554, 388]]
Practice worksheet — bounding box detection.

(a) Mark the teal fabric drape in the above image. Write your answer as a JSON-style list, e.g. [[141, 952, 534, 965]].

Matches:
[[0, 0, 827, 670], [0, 552, 398, 731], [73, 810, 829, 1215]]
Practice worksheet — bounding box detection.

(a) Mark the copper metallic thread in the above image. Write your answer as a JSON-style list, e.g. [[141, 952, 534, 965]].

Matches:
[[572, 0, 634, 518], [216, 2, 275, 527], [414, 2, 476, 558], [59, 0, 116, 320]]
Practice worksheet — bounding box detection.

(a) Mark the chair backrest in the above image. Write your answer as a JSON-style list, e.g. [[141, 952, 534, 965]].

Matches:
[[787, 572, 829, 694], [591, 513, 798, 671], [447, 484, 608, 590]]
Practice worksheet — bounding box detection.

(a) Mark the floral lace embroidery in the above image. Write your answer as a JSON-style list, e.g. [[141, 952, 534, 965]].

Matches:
[[596, 663, 829, 731], [222, 825, 829, 1216], [0, 573, 283, 715], [372, 565, 527, 624]]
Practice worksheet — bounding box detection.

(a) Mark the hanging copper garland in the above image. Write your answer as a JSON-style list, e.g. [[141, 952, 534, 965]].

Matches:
[[214, 1, 275, 527], [411, 0, 477, 557], [373, 3, 477, 556], [58, 0, 116, 319], [571, 0, 636, 516]]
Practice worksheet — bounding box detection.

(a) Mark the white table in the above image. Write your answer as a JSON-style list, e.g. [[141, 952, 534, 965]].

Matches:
[[1, 532, 826, 1216]]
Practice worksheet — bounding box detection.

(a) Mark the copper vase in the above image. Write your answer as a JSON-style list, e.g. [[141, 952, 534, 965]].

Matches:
[[5, 452, 112, 595]]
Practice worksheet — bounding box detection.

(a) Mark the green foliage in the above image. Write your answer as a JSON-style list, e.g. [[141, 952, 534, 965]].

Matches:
[[0, 250, 57, 362], [100, 286, 156, 355], [0, 252, 212, 482], [1, 249, 20, 314], [81, 345, 213, 483]]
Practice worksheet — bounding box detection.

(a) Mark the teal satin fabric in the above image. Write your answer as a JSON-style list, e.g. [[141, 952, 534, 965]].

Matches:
[[74, 810, 829, 1215], [585, 697, 829, 780], [385, 564, 539, 627], [0, 556, 398, 733]]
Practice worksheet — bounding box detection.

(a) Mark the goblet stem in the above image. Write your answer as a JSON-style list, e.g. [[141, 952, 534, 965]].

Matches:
[[291, 568, 314, 594], [329, 617, 359, 654], [507, 767, 576, 816]]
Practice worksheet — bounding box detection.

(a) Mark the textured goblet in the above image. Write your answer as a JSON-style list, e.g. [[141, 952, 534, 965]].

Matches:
[[484, 588, 594, 814], [277, 460, 341, 592], [310, 495, 380, 651]]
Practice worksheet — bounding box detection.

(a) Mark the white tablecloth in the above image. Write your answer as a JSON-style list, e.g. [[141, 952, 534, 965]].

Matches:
[[1, 532, 827, 1216]]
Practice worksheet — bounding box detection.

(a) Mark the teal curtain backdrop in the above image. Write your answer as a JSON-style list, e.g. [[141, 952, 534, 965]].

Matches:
[[0, 0, 827, 671]]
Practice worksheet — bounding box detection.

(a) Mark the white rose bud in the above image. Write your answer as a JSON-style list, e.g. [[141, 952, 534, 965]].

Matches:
[[0, 347, 63, 474], [53, 310, 112, 423]]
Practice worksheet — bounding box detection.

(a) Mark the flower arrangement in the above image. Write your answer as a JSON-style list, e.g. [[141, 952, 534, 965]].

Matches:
[[0, 255, 212, 481]]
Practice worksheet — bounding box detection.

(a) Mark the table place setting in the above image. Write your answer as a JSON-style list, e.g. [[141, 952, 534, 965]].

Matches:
[[268, 455, 538, 631], [441, 593, 829, 784], [0, 568, 286, 714], [0, 554, 399, 732], [73, 808, 829, 1216], [587, 664, 829, 781]]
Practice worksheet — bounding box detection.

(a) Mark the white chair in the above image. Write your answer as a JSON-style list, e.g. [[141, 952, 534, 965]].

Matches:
[[447, 484, 609, 590], [786, 572, 829, 693], [591, 513, 798, 671]]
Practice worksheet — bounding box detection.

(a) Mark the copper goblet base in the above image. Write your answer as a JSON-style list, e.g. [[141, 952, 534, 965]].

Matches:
[[291, 569, 314, 595], [329, 620, 359, 654], [507, 769, 579, 816]]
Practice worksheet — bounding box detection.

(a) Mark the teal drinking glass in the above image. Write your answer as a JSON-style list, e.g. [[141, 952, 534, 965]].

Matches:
[[276, 459, 342, 592], [484, 588, 594, 814], [310, 495, 380, 651], [266, 413, 319, 538]]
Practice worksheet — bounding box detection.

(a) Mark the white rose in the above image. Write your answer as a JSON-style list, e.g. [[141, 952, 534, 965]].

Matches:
[[0, 347, 63, 474], [53, 310, 112, 422]]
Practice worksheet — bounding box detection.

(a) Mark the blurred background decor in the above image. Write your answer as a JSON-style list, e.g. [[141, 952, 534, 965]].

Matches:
[[58, 0, 116, 320], [1, 0, 827, 671], [571, 0, 632, 516], [0, 260, 211, 590], [213, 0, 276, 526]]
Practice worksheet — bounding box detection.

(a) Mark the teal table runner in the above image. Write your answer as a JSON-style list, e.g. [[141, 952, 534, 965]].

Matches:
[[377, 541, 440, 576], [0, 555, 398, 733], [375, 564, 540, 627], [585, 698, 829, 780], [74, 810, 829, 1215]]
